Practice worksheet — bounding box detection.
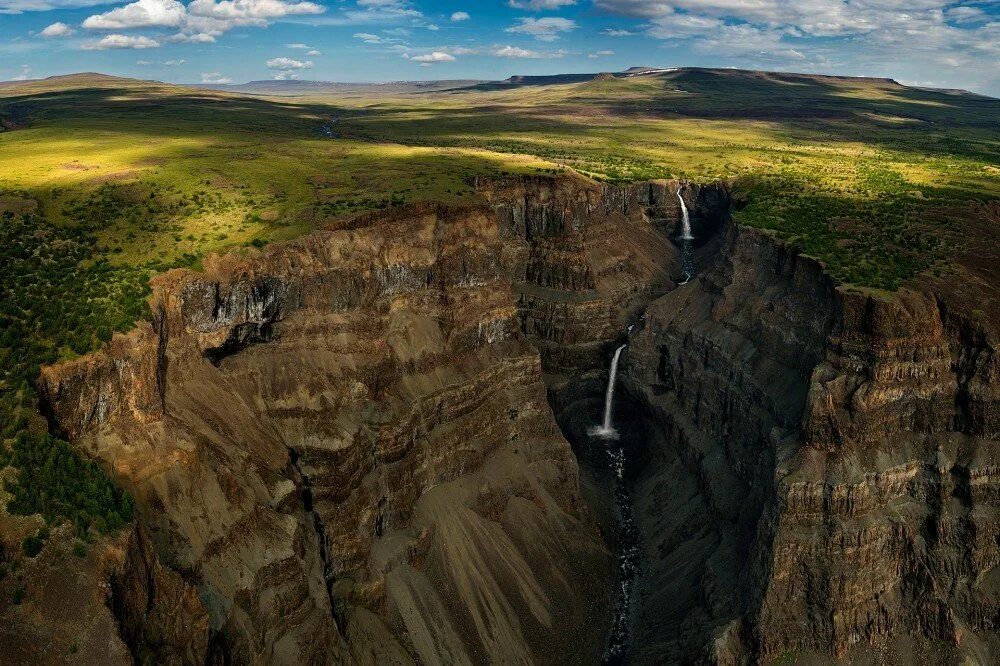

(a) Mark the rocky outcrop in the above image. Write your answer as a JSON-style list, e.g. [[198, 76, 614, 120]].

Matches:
[[108, 523, 211, 664], [0, 519, 207, 665]]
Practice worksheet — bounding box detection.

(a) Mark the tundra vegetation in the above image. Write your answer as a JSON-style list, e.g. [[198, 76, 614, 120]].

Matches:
[[0, 69, 998, 570]]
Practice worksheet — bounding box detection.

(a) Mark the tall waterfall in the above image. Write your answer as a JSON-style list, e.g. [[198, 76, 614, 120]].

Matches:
[[677, 186, 694, 285], [590, 344, 627, 440], [677, 188, 694, 241]]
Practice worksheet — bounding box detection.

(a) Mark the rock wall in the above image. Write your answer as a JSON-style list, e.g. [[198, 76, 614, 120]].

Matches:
[[619, 214, 1000, 662], [0, 518, 208, 665], [37, 172, 996, 664], [39, 176, 701, 665]]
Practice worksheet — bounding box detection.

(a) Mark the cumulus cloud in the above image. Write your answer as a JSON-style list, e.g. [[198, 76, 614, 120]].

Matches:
[[82, 33, 161, 49], [83, 0, 185, 30], [450, 11, 468, 21], [602, 28, 633, 36], [354, 32, 382, 43], [266, 56, 313, 69], [406, 50, 455, 62], [41, 21, 75, 37], [79, 0, 325, 45], [508, 0, 576, 10], [506, 16, 576, 41]]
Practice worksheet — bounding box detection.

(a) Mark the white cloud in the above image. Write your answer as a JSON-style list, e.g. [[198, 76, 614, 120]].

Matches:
[[354, 32, 382, 43], [305, 49, 320, 55], [1, 0, 117, 14], [77, 0, 326, 46], [588, 49, 614, 58], [266, 56, 313, 69], [82, 33, 161, 49], [41, 21, 75, 37], [406, 50, 455, 62], [602, 28, 633, 36], [187, 0, 325, 21], [495, 45, 537, 58], [83, 0, 185, 30], [506, 16, 576, 41], [200, 71, 231, 83], [450, 11, 468, 21], [170, 31, 215, 42], [508, 0, 576, 10], [285, 42, 311, 49]]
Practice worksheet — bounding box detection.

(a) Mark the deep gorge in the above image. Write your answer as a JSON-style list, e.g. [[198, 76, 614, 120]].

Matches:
[[32, 174, 1000, 664]]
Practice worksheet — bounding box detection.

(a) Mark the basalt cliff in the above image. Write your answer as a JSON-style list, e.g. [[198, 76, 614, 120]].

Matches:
[[12, 175, 1000, 664]]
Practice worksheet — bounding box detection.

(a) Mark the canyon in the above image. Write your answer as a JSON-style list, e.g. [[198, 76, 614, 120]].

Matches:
[[9, 174, 999, 663]]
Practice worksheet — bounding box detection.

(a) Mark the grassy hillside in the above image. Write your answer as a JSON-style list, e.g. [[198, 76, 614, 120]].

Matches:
[[0, 68, 998, 543]]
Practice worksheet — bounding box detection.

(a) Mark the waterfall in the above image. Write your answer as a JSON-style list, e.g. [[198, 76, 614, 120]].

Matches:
[[677, 186, 694, 284], [677, 188, 693, 240], [589, 344, 627, 440]]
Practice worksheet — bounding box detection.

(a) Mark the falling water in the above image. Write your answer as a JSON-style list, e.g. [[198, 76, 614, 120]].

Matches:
[[677, 187, 694, 284], [589, 344, 627, 440], [677, 189, 694, 240]]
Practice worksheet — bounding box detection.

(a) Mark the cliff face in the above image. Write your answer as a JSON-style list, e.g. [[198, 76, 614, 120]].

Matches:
[[618, 211, 1000, 662], [758, 281, 1000, 660], [0, 518, 208, 665], [37, 174, 997, 664], [38, 177, 692, 664]]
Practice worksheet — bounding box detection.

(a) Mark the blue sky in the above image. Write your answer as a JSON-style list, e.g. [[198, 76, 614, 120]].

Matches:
[[1, 0, 999, 95]]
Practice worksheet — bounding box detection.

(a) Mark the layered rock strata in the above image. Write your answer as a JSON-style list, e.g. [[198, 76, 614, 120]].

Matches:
[[618, 211, 999, 662], [37, 173, 996, 665], [38, 176, 697, 664]]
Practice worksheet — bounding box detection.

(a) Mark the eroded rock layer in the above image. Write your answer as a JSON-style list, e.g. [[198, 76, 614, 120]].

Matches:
[[619, 210, 1000, 663], [39, 176, 693, 664], [36, 174, 998, 665]]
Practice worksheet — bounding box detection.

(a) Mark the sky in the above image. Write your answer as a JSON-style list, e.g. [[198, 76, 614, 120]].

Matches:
[[1, 0, 999, 96]]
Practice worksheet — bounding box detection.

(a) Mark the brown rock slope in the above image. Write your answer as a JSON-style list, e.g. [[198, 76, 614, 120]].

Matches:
[[37, 175, 688, 664]]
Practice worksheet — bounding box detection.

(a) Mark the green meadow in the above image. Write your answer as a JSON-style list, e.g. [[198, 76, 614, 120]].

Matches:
[[1, 69, 998, 535]]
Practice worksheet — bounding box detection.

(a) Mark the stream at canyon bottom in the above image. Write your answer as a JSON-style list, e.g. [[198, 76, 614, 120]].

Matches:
[[589, 343, 642, 664]]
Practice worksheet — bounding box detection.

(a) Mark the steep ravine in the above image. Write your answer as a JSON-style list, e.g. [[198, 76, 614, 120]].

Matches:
[[31, 175, 1000, 664]]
